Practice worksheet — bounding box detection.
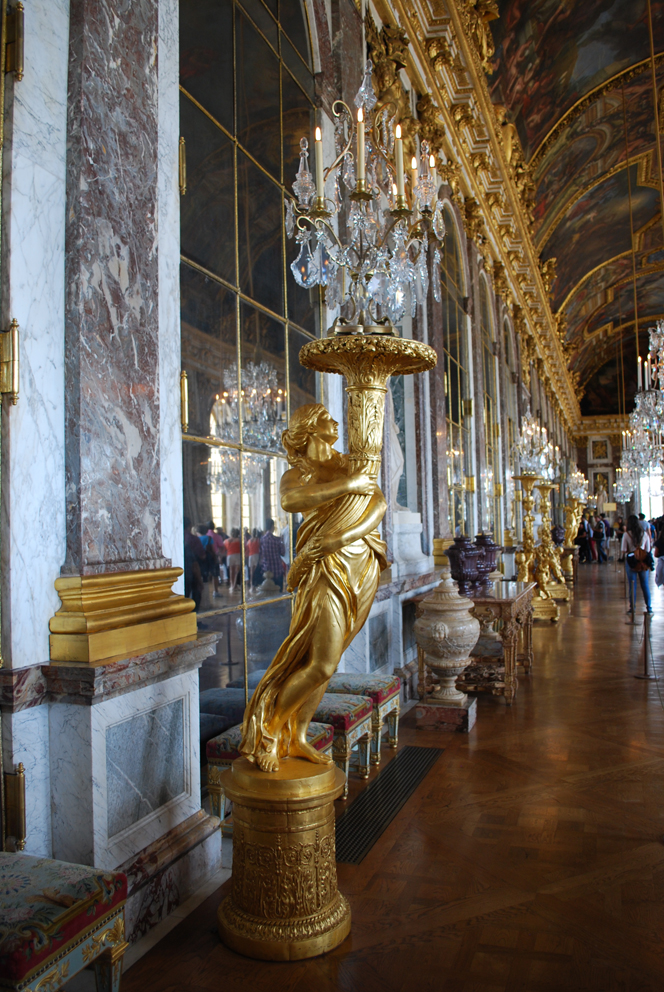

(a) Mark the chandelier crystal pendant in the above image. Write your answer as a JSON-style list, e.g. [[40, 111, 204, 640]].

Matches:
[[567, 468, 588, 504], [285, 60, 446, 335], [211, 361, 286, 452]]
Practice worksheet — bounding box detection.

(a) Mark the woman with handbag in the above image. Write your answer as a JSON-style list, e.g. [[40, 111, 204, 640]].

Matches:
[[622, 514, 654, 615]]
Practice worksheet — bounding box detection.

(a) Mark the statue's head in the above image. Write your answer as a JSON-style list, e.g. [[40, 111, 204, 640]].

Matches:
[[282, 404, 339, 472]]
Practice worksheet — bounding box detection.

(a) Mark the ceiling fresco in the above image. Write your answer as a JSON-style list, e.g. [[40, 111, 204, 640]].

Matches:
[[541, 164, 661, 310], [489, 1, 664, 416]]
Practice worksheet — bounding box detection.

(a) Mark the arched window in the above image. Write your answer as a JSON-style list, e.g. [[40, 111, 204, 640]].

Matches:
[[179, 0, 318, 683], [440, 207, 472, 535], [480, 278, 501, 538]]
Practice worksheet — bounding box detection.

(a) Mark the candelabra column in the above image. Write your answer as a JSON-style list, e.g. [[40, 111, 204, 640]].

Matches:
[[513, 475, 539, 584], [562, 496, 581, 590], [530, 482, 562, 621]]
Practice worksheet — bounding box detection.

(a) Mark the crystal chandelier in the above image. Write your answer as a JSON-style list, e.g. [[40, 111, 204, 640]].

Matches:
[[513, 407, 550, 476], [207, 447, 267, 496], [285, 61, 445, 332], [210, 361, 286, 451], [568, 468, 588, 503]]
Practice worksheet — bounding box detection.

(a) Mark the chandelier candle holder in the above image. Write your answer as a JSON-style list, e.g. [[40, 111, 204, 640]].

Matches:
[[285, 61, 446, 335], [536, 481, 569, 608]]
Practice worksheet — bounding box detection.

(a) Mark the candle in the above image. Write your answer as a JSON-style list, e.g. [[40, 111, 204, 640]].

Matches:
[[315, 125, 324, 199], [356, 108, 365, 182], [395, 123, 404, 198], [430, 153, 437, 188], [638, 355, 642, 390], [411, 155, 418, 193]]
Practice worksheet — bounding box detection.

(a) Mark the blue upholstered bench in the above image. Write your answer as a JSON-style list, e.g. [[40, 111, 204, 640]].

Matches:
[[0, 852, 127, 992], [326, 672, 401, 765], [205, 721, 334, 818]]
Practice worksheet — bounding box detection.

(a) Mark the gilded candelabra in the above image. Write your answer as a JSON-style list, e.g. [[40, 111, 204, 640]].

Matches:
[[536, 481, 568, 608], [513, 474, 538, 584], [217, 332, 436, 961], [561, 496, 582, 585]]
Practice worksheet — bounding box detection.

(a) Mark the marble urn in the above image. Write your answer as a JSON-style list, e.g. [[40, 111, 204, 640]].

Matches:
[[414, 565, 481, 705]]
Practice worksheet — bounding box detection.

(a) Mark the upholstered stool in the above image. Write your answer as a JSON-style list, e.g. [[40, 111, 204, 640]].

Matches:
[[206, 721, 334, 819], [225, 669, 267, 691], [0, 852, 128, 992], [326, 673, 401, 765], [313, 692, 373, 799], [198, 687, 248, 727]]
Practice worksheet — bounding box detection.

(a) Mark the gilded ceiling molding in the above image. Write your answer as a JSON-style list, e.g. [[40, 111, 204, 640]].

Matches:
[[378, 0, 578, 433], [574, 414, 630, 438], [530, 54, 664, 174]]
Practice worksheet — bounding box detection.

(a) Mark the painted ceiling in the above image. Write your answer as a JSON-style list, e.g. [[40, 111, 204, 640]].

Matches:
[[490, 0, 664, 416]]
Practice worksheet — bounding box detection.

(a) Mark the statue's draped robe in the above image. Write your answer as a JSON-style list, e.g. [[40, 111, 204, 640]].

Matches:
[[239, 489, 387, 761]]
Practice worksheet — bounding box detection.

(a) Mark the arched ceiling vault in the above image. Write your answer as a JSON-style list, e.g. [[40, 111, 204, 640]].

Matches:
[[490, 0, 664, 416]]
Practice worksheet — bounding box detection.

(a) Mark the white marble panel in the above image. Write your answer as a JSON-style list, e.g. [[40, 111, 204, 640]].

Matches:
[[158, 0, 184, 594], [3, 707, 52, 857], [340, 627, 368, 674], [2, 0, 69, 668], [50, 671, 201, 870]]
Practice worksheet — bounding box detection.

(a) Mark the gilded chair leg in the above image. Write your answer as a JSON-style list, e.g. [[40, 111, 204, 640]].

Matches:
[[334, 741, 350, 799], [387, 707, 399, 748], [209, 785, 225, 820], [358, 735, 371, 779], [370, 721, 381, 765], [93, 943, 127, 992]]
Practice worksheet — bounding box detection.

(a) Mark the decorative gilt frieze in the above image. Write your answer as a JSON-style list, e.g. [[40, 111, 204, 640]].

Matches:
[[366, 12, 418, 152], [416, 93, 446, 151]]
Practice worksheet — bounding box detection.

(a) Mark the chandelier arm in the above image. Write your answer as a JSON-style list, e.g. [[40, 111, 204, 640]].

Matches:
[[371, 100, 399, 180], [324, 100, 355, 181]]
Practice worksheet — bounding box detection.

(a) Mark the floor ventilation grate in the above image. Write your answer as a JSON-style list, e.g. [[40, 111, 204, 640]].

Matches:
[[335, 745, 444, 865]]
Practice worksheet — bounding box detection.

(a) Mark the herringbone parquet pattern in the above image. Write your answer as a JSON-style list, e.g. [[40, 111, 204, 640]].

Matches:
[[123, 565, 664, 991]]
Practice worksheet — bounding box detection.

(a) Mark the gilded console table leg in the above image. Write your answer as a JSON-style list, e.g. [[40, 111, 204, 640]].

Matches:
[[501, 618, 519, 705]]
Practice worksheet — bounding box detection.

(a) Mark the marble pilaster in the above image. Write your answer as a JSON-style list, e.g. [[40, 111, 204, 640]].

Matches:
[[64, 0, 165, 575]]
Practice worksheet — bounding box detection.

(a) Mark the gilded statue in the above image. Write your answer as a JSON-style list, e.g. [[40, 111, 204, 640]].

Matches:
[[240, 404, 388, 773]]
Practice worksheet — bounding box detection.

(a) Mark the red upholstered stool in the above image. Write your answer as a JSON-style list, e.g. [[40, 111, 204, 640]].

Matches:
[[206, 721, 334, 819], [326, 672, 401, 764], [313, 692, 373, 799], [0, 852, 127, 992]]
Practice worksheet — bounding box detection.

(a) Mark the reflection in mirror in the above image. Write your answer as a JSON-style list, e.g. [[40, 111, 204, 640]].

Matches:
[[183, 439, 244, 608], [288, 327, 318, 414], [237, 150, 284, 316], [180, 0, 234, 134], [181, 265, 237, 440], [241, 303, 286, 451], [242, 455, 291, 596], [241, 598, 293, 681], [197, 610, 245, 690]]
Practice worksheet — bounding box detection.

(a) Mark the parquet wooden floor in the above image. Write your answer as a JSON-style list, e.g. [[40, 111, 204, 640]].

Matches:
[[123, 565, 664, 991]]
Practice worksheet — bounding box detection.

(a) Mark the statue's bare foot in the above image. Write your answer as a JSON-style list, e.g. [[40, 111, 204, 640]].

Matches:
[[256, 736, 279, 773], [290, 739, 333, 764]]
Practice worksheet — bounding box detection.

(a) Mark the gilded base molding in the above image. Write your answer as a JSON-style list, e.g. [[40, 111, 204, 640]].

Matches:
[[49, 567, 197, 665], [217, 758, 350, 961], [532, 593, 560, 622], [546, 581, 570, 602]]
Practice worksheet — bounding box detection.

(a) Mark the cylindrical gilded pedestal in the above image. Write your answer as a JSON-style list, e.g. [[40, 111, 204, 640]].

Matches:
[[218, 758, 350, 960]]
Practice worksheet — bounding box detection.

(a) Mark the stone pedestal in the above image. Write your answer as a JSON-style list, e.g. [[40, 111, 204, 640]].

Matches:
[[391, 510, 434, 578], [415, 698, 477, 732], [218, 758, 350, 961]]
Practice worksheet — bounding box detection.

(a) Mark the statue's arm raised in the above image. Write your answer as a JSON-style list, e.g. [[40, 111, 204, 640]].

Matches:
[[280, 467, 375, 513]]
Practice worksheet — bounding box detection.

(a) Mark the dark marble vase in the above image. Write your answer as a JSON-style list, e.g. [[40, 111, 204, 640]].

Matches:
[[474, 533, 504, 584], [551, 525, 565, 546], [446, 535, 484, 592]]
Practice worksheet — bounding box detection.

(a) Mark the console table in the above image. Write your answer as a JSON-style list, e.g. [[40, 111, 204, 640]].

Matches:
[[456, 581, 536, 705]]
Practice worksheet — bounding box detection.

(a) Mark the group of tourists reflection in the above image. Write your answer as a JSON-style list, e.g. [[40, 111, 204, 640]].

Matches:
[[183, 514, 301, 609]]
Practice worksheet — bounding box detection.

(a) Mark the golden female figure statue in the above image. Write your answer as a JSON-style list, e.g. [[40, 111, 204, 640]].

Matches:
[[218, 334, 435, 961], [240, 403, 388, 772]]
